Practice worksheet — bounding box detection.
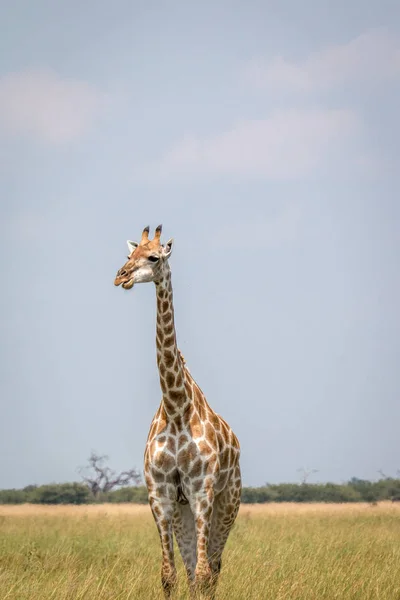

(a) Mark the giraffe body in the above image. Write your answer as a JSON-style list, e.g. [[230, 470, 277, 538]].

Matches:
[[114, 226, 241, 598]]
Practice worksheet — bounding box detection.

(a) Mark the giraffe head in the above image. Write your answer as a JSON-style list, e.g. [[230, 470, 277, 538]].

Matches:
[[114, 225, 173, 290]]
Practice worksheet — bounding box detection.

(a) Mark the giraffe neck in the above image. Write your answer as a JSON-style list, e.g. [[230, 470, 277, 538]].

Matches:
[[155, 265, 188, 417]]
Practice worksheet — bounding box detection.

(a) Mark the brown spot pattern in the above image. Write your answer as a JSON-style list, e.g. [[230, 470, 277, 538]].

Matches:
[[164, 322, 174, 336], [166, 371, 175, 387], [189, 458, 203, 477], [164, 350, 175, 368], [153, 451, 175, 472], [164, 334, 175, 347], [178, 433, 188, 447], [178, 441, 198, 471], [166, 437, 176, 454], [198, 440, 213, 455], [190, 410, 203, 438], [204, 422, 217, 447], [163, 398, 175, 413], [169, 389, 185, 402]]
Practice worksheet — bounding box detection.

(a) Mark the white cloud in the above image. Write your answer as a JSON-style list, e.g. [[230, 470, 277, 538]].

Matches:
[[138, 108, 359, 180], [0, 69, 105, 143], [244, 28, 400, 92]]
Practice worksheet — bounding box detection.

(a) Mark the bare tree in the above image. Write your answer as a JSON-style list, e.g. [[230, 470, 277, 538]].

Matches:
[[79, 452, 141, 497], [297, 467, 319, 484]]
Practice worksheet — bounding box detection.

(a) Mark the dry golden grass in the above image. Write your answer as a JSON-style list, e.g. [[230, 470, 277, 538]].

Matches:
[[1, 502, 399, 599]]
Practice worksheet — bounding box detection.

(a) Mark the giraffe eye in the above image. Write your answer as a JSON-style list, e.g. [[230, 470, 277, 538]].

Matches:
[[148, 255, 159, 263]]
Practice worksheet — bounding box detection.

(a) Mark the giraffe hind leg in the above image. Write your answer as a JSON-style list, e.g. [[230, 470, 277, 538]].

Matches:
[[173, 502, 197, 585], [149, 496, 177, 598], [207, 474, 241, 594]]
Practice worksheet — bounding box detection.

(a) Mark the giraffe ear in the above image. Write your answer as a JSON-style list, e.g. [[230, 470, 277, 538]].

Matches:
[[163, 238, 174, 259], [127, 240, 139, 255]]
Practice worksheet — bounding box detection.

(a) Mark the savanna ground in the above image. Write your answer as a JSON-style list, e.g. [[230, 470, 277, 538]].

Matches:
[[0, 503, 399, 600]]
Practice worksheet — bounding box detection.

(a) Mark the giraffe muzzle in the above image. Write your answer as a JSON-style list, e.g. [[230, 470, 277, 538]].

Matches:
[[122, 279, 134, 289], [114, 274, 135, 289]]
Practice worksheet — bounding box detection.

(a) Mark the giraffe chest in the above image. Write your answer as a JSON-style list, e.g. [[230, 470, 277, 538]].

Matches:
[[144, 413, 240, 500], [145, 421, 218, 480]]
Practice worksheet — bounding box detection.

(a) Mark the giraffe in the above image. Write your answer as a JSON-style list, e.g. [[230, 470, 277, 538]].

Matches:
[[114, 225, 241, 599]]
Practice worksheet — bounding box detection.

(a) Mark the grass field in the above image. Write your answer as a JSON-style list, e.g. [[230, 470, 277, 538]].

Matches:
[[0, 502, 399, 599]]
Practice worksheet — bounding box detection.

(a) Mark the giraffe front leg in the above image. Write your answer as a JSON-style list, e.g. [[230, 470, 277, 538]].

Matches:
[[149, 496, 177, 597]]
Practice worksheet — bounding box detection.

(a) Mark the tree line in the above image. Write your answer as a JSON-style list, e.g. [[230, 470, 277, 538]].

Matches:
[[1, 477, 400, 505], [1, 454, 399, 505]]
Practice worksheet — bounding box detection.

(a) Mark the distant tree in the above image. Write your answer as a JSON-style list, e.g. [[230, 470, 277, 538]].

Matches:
[[23, 484, 38, 493], [107, 486, 149, 504], [30, 483, 90, 504], [297, 467, 319, 484], [0, 488, 27, 504], [348, 477, 378, 502], [79, 452, 141, 498]]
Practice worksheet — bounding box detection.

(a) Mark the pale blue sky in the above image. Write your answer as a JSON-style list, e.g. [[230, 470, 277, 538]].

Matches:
[[1, 1, 399, 488]]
